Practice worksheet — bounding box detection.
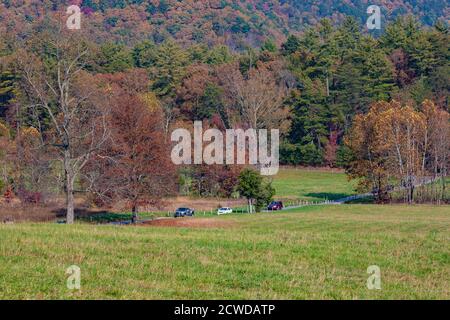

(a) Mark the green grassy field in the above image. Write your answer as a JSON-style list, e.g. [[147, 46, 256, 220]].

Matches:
[[1, 205, 449, 299], [1, 168, 448, 300], [272, 168, 357, 201]]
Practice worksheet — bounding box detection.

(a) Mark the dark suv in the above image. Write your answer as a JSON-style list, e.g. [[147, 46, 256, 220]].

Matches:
[[267, 201, 283, 211], [174, 208, 195, 218]]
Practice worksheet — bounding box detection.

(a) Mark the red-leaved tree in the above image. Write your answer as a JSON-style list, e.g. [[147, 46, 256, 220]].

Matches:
[[86, 73, 176, 222]]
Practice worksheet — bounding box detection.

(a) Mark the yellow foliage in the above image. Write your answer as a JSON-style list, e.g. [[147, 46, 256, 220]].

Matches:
[[20, 127, 40, 139], [0, 122, 9, 139], [345, 99, 449, 201], [139, 92, 162, 112], [19, 127, 41, 146]]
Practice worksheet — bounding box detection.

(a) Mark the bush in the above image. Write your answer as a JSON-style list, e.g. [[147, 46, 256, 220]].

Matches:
[[335, 145, 354, 168], [299, 143, 324, 166], [281, 142, 325, 166], [237, 168, 275, 213], [255, 181, 275, 212], [17, 189, 42, 204], [280, 143, 302, 165]]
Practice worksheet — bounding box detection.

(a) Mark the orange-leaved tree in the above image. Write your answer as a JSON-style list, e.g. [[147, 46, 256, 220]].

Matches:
[[85, 72, 176, 222]]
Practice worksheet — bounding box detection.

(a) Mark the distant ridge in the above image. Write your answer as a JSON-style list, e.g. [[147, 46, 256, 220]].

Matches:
[[0, 0, 448, 46]]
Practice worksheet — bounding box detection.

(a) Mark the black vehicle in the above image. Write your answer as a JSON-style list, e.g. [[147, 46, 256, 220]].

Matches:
[[267, 201, 284, 211], [174, 207, 195, 218]]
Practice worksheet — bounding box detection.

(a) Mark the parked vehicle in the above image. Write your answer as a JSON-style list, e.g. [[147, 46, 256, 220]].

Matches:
[[174, 207, 195, 218], [217, 207, 233, 215], [267, 201, 283, 211]]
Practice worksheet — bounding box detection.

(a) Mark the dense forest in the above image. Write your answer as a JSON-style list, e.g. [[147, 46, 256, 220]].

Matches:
[[0, 0, 448, 46], [0, 1, 449, 221], [2, 14, 447, 164]]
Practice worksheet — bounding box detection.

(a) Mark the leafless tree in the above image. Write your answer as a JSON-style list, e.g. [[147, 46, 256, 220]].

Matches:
[[218, 63, 291, 132], [14, 29, 110, 224]]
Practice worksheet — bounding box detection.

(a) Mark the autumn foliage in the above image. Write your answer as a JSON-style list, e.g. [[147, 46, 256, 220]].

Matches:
[[85, 72, 176, 221], [346, 100, 449, 203]]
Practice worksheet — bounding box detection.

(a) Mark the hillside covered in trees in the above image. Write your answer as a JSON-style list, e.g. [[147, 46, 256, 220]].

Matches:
[[0, 0, 448, 47]]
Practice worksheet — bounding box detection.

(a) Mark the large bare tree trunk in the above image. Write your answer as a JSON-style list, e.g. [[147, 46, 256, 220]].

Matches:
[[408, 184, 414, 205], [131, 204, 138, 224], [442, 175, 446, 202], [64, 151, 75, 224], [66, 176, 75, 224]]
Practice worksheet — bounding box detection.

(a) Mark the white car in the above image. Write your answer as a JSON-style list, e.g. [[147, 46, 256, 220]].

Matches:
[[217, 207, 233, 215]]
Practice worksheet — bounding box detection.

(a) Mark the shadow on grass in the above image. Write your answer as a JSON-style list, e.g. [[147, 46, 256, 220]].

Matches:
[[51, 208, 113, 222], [304, 192, 354, 201], [345, 197, 375, 204]]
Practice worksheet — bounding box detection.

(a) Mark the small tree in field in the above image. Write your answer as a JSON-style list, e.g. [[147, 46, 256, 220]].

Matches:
[[255, 180, 275, 212], [237, 168, 274, 213]]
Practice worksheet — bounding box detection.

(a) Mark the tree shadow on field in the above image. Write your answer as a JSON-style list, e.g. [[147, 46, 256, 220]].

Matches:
[[0, 205, 111, 223], [52, 208, 111, 221], [304, 192, 353, 201]]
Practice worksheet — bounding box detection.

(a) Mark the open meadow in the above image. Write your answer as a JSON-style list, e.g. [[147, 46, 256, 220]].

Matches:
[[0, 168, 448, 299], [0, 204, 449, 299], [272, 168, 357, 201]]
